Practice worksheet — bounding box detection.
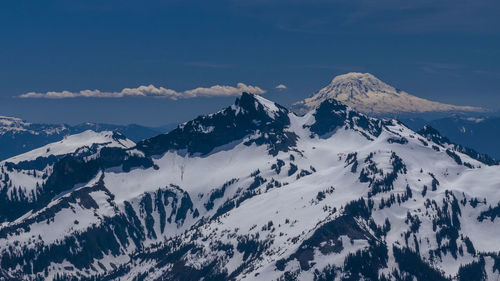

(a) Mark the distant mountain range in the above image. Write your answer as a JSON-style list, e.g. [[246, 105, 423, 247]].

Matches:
[[293, 72, 485, 115], [402, 116, 500, 159], [0, 116, 170, 161], [1, 93, 499, 280], [292, 72, 499, 160], [2, 73, 497, 163]]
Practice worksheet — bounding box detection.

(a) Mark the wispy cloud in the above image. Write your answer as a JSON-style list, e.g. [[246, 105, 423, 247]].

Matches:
[[231, 0, 500, 34], [18, 83, 265, 99], [185, 62, 235, 69], [300, 64, 367, 72], [417, 62, 464, 77], [275, 84, 287, 90], [418, 62, 500, 78], [473, 70, 500, 77]]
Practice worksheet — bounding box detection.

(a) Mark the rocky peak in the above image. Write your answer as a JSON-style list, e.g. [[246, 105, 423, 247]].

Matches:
[[136, 93, 295, 157], [233, 92, 288, 119], [306, 98, 382, 139]]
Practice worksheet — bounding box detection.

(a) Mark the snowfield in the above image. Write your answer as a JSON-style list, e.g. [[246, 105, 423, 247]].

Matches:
[[0, 93, 499, 281], [293, 72, 484, 114], [5, 130, 135, 164]]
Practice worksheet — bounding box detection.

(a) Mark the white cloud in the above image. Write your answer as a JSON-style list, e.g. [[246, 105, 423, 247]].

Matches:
[[18, 83, 266, 99], [275, 84, 287, 90], [184, 83, 266, 98]]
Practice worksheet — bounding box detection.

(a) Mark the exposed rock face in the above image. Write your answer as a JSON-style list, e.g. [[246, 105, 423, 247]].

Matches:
[[0, 94, 499, 281]]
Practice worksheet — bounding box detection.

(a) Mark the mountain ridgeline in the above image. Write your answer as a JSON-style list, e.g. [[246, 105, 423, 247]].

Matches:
[[294, 72, 500, 161], [0, 116, 163, 161], [402, 116, 500, 160], [0, 93, 499, 281], [136, 93, 297, 157]]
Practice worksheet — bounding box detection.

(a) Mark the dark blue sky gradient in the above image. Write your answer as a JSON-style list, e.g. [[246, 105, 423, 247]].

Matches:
[[0, 0, 499, 126]]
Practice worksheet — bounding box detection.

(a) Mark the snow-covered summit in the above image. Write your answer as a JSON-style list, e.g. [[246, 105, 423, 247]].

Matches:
[[0, 117, 161, 161], [0, 116, 32, 134], [330, 72, 396, 94], [231, 92, 287, 118], [137, 92, 293, 157], [293, 72, 484, 115], [4, 130, 135, 164], [0, 93, 499, 281], [0, 129, 138, 221], [0, 115, 69, 136], [0, 115, 26, 125]]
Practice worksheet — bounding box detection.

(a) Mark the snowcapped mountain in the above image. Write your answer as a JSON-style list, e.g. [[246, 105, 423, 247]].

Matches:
[[0, 117, 162, 161], [403, 116, 500, 160], [293, 73, 484, 115], [0, 93, 499, 281], [6, 130, 135, 164], [0, 130, 136, 222], [0, 116, 63, 135]]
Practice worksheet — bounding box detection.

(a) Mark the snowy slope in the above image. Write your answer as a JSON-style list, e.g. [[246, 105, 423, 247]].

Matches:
[[293, 72, 484, 115], [0, 130, 136, 222], [403, 116, 500, 160], [0, 117, 161, 161], [0, 116, 47, 134], [5, 130, 135, 164], [0, 93, 499, 281]]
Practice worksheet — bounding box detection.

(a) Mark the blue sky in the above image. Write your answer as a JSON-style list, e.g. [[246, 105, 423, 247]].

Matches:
[[0, 0, 499, 126]]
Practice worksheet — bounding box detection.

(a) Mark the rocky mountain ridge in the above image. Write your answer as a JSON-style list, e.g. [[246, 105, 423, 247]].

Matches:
[[0, 116, 162, 161], [0, 93, 499, 281]]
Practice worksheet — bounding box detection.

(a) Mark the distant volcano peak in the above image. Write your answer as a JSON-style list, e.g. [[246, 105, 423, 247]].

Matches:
[[293, 72, 484, 115]]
